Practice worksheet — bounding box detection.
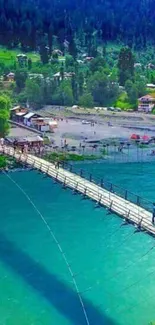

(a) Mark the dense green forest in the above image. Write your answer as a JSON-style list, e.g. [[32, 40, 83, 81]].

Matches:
[[0, 0, 155, 52], [0, 0, 155, 110], [0, 45, 154, 110]]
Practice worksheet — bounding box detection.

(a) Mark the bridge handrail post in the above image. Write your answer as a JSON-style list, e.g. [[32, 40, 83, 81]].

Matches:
[[137, 195, 140, 206], [110, 183, 113, 193]]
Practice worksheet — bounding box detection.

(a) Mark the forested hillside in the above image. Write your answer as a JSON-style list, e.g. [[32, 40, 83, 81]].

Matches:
[[0, 0, 155, 52]]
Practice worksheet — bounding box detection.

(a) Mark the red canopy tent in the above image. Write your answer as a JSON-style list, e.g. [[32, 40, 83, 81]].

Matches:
[[142, 135, 150, 141], [130, 134, 140, 140]]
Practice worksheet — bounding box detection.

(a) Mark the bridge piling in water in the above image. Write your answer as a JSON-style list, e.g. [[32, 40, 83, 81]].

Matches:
[[0, 145, 155, 237]]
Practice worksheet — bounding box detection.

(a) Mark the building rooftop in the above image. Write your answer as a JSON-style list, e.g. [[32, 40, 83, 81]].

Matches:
[[10, 106, 21, 111], [24, 112, 36, 119], [5, 135, 43, 143], [53, 72, 75, 78], [146, 83, 155, 88], [17, 54, 27, 58], [29, 73, 44, 79], [26, 136, 43, 142], [139, 95, 154, 101], [15, 112, 26, 117], [7, 72, 15, 77]]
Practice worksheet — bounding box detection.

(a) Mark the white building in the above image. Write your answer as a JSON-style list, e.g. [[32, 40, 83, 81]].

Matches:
[[138, 95, 155, 112]]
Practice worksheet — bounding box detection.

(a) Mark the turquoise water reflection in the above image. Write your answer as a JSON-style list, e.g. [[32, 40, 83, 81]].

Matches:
[[0, 163, 155, 325]]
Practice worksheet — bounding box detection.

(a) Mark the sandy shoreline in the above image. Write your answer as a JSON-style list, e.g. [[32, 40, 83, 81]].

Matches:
[[8, 108, 155, 150]]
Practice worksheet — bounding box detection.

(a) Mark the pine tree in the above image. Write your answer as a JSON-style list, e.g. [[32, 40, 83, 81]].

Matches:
[[40, 36, 49, 64], [71, 75, 78, 102], [28, 58, 32, 70], [118, 47, 135, 86], [78, 72, 84, 96], [60, 63, 64, 81], [68, 38, 77, 59]]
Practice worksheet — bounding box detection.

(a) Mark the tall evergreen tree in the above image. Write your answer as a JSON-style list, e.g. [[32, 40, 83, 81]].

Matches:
[[39, 36, 49, 64], [60, 63, 64, 81], [0, 95, 11, 137], [68, 38, 77, 59], [78, 72, 84, 96], [71, 75, 78, 102], [118, 47, 135, 86], [28, 58, 32, 70]]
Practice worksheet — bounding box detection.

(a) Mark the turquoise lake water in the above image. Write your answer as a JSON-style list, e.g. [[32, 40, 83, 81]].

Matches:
[[1, 161, 155, 325]]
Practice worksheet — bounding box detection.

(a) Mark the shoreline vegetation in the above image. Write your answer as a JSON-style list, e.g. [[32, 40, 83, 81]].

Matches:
[[0, 149, 107, 172], [43, 151, 107, 163], [0, 154, 24, 170]]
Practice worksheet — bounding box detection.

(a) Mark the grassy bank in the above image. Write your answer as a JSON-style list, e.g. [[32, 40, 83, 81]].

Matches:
[[43, 152, 105, 163], [0, 155, 23, 169]]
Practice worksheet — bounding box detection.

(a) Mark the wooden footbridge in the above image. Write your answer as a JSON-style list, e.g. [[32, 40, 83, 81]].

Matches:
[[1, 145, 155, 236]]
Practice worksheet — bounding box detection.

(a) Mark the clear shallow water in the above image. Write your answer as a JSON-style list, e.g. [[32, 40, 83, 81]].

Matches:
[[0, 162, 155, 325], [73, 160, 155, 201]]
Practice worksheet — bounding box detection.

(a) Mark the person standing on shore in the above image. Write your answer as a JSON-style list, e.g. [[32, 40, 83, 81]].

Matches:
[[152, 203, 155, 224]]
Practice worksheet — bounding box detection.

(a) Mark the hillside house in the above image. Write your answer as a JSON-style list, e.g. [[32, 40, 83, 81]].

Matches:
[[29, 73, 44, 81], [10, 106, 28, 121], [23, 112, 41, 127], [85, 57, 94, 62], [146, 83, 155, 89], [147, 63, 155, 70], [7, 72, 15, 82], [52, 49, 63, 57], [53, 71, 75, 82], [134, 63, 142, 68], [138, 95, 155, 112], [17, 54, 28, 67]]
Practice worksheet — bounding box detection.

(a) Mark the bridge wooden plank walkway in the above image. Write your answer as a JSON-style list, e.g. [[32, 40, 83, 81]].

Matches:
[[1, 145, 155, 237]]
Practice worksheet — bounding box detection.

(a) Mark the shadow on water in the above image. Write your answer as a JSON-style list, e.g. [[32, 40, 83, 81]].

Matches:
[[0, 232, 117, 325]]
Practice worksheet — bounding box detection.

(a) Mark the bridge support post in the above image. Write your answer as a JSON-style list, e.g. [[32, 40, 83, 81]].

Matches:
[[125, 190, 128, 200], [100, 179, 103, 187], [39, 163, 42, 171], [63, 176, 67, 189], [54, 171, 59, 183], [108, 200, 113, 212], [73, 182, 78, 195], [80, 169, 83, 177], [137, 196, 140, 206], [89, 174, 92, 182], [96, 194, 102, 208], [82, 187, 87, 199], [110, 183, 113, 192]]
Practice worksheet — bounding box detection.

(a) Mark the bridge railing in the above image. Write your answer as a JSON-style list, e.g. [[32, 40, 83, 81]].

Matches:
[[4, 148, 153, 235], [61, 161, 153, 213], [1, 145, 153, 214], [30, 157, 153, 233]]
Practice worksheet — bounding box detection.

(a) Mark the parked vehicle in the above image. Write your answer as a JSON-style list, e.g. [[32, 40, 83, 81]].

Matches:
[[107, 107, 115, 111], [82, 120, 91, 125], [114, 107, 121, 112]]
